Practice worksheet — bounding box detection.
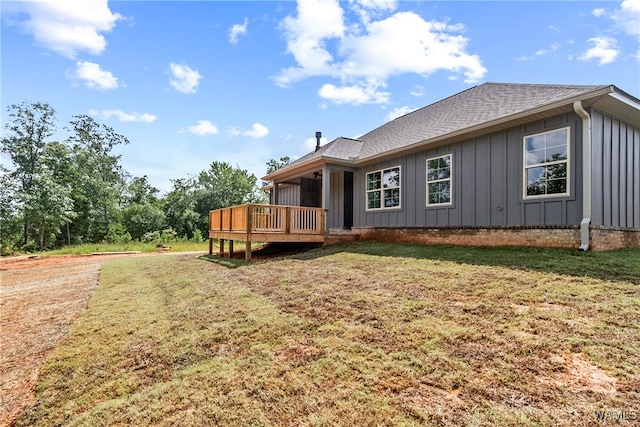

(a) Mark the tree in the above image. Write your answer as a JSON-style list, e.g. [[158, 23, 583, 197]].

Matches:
[[193, 162, 266, 235], [20, 168, 75, 250], [266, 156, 292, 174], [163, 177, 200, 239], [0, 173, 20, 254], [1, 101, 56, 247], [124, 175, 160, 207], [263, 156, 292, 187], [41, 141, 79, 246], [120, 175, 166, 240], [122, 202, 165, 241], [66, 115, 129, 240]]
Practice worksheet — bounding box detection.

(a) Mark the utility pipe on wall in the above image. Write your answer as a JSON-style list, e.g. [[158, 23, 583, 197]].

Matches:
[[573, 100, 591, 251]]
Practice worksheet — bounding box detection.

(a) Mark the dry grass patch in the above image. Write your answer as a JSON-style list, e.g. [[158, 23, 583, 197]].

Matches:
[[15, 243, 640, 426]]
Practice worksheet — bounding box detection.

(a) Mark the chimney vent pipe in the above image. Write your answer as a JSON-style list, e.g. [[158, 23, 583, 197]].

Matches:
[[315, 131, 322, 151]]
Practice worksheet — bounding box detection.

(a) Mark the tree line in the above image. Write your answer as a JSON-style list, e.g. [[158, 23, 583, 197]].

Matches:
[[1, 101, 275, 254]]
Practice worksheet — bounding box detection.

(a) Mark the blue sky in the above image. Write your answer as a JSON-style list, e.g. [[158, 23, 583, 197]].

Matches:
[[2, 0, 639, 194]]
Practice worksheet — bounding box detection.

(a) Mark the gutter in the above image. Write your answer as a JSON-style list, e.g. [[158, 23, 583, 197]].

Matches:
[[573, 100, 591, 251]]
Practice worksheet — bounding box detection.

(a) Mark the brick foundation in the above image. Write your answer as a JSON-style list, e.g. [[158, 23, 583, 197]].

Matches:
[[350, 226, 582, 249], [324, 226, 640, 251], [589, 226, 640, 251]]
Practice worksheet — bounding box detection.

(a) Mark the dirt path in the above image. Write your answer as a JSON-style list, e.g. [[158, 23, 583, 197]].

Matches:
[[0, 253, 203, 427]]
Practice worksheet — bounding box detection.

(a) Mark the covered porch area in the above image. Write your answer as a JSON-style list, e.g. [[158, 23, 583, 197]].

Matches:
[[208, 204, 326, 261]]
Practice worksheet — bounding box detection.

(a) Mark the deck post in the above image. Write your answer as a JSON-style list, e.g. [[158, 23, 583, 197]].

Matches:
[[322, 166, 331, 211], [245, 241, 252, 261], [220, 239, 225, 257], [209, 238, 213, 255], [228, 240, 234, 258], [285, 207, 291, 234], [246, 205, 253, 261]]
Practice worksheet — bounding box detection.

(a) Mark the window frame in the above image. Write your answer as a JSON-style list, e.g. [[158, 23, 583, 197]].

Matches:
[[426, 153, 453, 207], [522, 126, 570, 200], [365, 165, 402, 210]]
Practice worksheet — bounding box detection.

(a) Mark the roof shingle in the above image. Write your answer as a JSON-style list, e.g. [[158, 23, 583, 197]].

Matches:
[[284, 82, 611, 170]]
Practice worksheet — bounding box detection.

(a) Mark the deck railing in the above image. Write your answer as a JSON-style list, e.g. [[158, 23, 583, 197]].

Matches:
[[209, 204, 326, 237]]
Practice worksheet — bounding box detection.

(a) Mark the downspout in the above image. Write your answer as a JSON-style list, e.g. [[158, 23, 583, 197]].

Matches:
[[573, 101, 591, 251]]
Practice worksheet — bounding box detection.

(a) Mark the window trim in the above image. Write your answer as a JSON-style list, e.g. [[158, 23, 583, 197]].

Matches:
[[426, 153, 453, 207], [522, 126, 570, 200], [365, 165, 402, 211]]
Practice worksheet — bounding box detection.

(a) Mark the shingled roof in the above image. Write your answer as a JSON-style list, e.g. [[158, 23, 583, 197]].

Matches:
[[273, 82, 615, 175]]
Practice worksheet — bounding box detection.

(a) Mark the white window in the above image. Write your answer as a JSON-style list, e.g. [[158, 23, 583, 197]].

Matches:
[[524, 127, 569, 198], [366, 166, 400, 209], [426, 154, 452, 205]]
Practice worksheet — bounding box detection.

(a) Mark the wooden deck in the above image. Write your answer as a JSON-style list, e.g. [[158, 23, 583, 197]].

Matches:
[[208, 204, 326, 260]]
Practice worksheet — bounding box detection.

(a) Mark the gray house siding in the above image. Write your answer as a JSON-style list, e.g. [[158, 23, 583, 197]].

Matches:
[[353, 113, 584, 228], [591, 110, 640, 228], [275, 184, 300, 206], [328, 170, 345, 229]]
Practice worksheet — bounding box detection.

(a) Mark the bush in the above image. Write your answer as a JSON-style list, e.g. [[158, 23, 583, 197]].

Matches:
[[142, 231, 161, 243], [191, 228, 204, 243], [104, 223, 132, 244], [160, 228, 177, 244]]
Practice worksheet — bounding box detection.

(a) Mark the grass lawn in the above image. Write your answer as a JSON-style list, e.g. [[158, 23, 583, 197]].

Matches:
[[31, 240, 213, 256], [16, 243, 640, 426]]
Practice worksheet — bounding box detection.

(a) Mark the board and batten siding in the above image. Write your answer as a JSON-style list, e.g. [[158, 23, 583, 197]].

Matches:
[[328, 170, 345, 229], [274, 184, 300, 206], [353, 113, 584, 228], [591, 110, 640, 228]]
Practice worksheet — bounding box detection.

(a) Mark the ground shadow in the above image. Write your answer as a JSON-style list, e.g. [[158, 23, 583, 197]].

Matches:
[[199, 240, 639, 285], [294, 241, 640, 285]]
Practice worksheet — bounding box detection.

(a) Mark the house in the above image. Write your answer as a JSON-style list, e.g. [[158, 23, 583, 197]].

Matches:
[[210, 83, 640, 257]]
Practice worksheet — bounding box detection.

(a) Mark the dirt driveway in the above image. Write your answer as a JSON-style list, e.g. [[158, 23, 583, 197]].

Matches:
[[0, 253, 185, 427]]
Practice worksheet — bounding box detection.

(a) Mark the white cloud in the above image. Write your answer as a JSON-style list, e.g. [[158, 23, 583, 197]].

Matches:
[[276, 0, 486, 105], [319, 83, 390, 105], [350, 0, 397, 24], [385, 106, 414, 122], [229, 18, 248, 44], [229, 123, 270, 138], [301, 136, 328, 153], [243, 123, 270, 138], [579, 37, 620, 65], [587, 0, 639, 61], [7, 0, 122, 58], [188, 120, 219, 136], [612, 0, 640, 37], [352, 0, 397, 11], [169, 63, 202, 94], [69, 61, 118, 90], [519, 42, 561, 61], [409, 85, 424, 97], [535, 42, 561, 57], [90, 109, 156, 123], [277, 0, 346, 87]]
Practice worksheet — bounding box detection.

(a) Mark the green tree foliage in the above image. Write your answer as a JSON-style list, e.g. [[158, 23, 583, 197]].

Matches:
[[265, 156, 292, 174], [1, 101, 56, 246], [125, 175, 161, 207], [66, 114, 129, 240], [0, 173, 21, 255], [163, 177, 201, 240], [2, 101, 266, 251], [122, 203, 166, 241], [121, 175, 166, 241], [193, 161, 266, 235], [20, 168, 76, 250], [263, 156, 292, 187]]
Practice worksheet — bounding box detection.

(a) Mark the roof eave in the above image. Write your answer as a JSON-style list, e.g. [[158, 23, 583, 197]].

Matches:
[[262, 157, 325, 181], [355, 85, 615, 165], [262, 155, 359, 181]]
